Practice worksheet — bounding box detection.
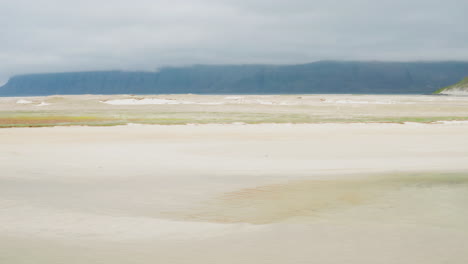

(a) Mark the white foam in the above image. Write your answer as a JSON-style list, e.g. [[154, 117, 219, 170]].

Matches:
[[197, 102, 225, 105], [324, 99, 394, 105], [434, 120, 468, 125], [256, 100, 274, 105], [36, 102, 50, 106], [102, 98, 194, 105], [101, 97, 299, 106], [102, 98, 230, 106], [16, 99, 32, 104]]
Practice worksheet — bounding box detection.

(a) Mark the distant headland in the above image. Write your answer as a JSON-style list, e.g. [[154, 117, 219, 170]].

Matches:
[[2, 61, 468, 96]]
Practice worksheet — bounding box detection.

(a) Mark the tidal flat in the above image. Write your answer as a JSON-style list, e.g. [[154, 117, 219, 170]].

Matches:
[[1, 96, 468, 263]]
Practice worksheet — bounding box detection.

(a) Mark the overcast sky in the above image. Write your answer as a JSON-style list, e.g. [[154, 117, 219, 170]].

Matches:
[[1, 0, 467, 83]]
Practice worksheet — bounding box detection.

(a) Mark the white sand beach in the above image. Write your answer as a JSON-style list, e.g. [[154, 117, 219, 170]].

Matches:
[[2, 0, 468, 261], [1, 121, 468, 263]]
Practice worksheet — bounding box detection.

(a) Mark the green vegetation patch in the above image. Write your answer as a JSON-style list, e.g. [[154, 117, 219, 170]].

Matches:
[[1, 110, 468, 128], [433, 77, 468, 94]]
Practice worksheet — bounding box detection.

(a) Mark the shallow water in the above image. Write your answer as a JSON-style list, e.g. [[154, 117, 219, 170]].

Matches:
[[170, 172, 468, 226]]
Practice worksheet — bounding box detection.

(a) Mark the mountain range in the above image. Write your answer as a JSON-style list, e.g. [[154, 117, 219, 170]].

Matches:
[[1, 61, 468, 96]]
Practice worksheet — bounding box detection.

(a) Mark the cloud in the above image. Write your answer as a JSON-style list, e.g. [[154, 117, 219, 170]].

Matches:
[[0, 0, 467, 80]]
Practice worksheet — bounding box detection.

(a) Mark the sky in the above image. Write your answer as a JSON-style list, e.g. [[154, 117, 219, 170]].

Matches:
[[1, 0, 467, 83]]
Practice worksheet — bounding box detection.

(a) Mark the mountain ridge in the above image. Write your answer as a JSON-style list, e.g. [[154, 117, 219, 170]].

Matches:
[[2, 61, 468, 96]]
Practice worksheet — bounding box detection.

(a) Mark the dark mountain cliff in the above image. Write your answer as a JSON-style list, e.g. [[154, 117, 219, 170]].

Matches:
[[2, 61, 468, 96]]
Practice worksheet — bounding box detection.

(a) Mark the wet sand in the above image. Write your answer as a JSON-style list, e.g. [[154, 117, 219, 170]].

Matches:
[[1, 123, 468, 263]]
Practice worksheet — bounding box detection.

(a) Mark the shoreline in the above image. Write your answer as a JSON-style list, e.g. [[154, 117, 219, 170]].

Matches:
[[2, 94, 468, 263], [2, 94, 468, 128], [2, 119, 468, 129]]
